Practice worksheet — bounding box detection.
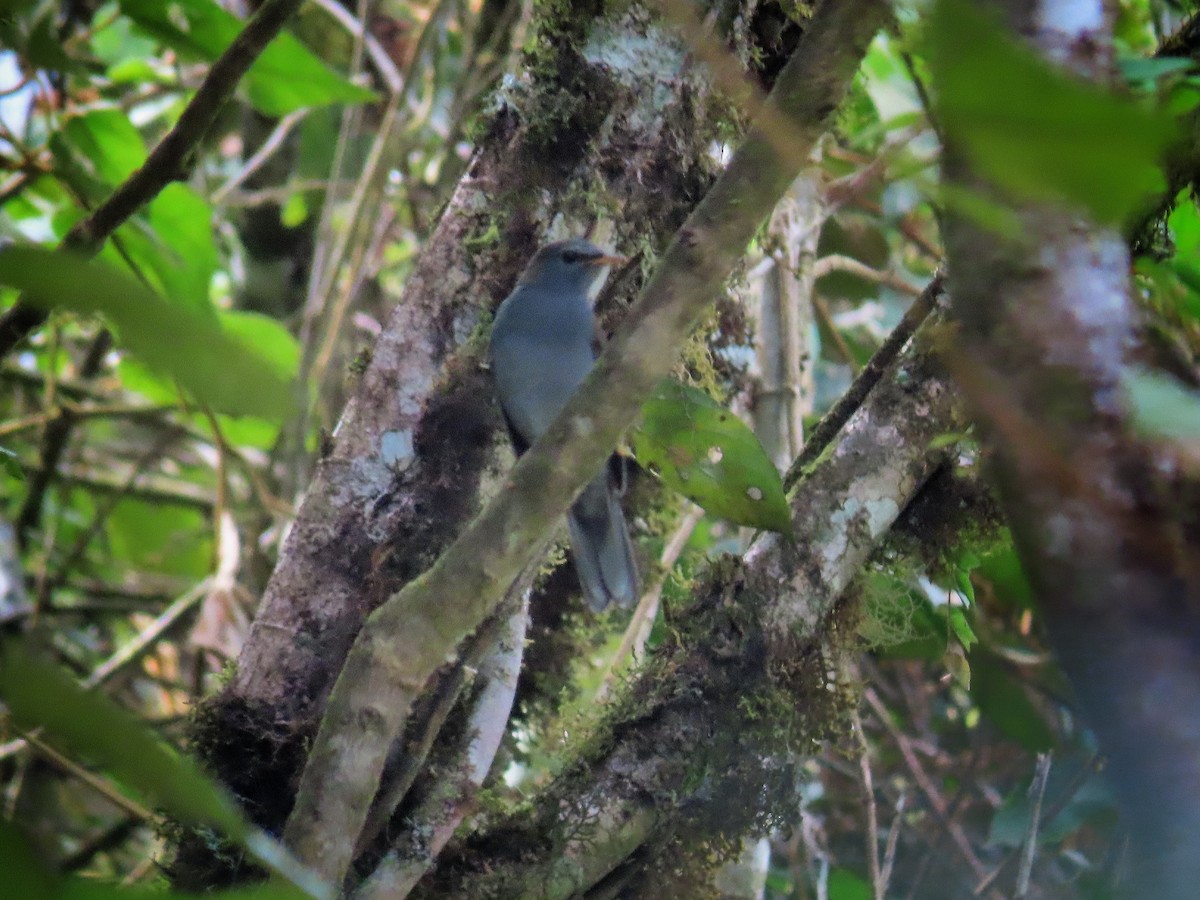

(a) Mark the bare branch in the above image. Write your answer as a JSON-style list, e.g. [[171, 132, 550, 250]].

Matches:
[[210, 109, 310, 205], [307, 0, 403, 94], [812, 253, 924, 297], [1014, 753, 1051, 898], [864, 688, 996, 892], [787, 274, 943, 488]]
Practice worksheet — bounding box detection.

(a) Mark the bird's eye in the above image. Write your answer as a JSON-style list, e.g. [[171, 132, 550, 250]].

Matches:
[[561, 250, 581, 264]]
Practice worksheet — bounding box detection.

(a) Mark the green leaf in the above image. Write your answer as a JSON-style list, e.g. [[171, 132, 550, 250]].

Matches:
[[933, 180, 1023, 239], [977, 539, 1036, 611], [116, 356, 183, 405], [141, 184, 219, 310], [107, 500, 211, 577], [926, 0, 1176, 225], [1166, 82, 1200, 115], [0, 640, 245, 830], [0, 820, 58, 900], [1123, 366, 1200, 442], [0, 446, 23, 480], [104, 184, 218, 312], [1120, 56, 1193, 84], [280, 192, 309, 228], [860, 33, 924, 128], [107, 58, 166, 86], [219, 309, 301, 385], [948, 605, 977, 650], [928, 431, 969, 449], [970, 651, 1055, 752], [92, 13, 160, 67], [0, 246, 293, 420], [943, 643, 971, 689], [51, 108, 147, 201], [117, 0, 376, 116], [0, 640, 325, 898], [827, 867, 872, 900], [954, 574, 974, 601], [633, 380, 792, 535], [1169, 195, 1200, 257], [27, 9, 79, 71]]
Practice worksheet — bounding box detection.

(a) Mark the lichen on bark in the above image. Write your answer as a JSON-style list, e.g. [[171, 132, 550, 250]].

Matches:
[[172, 0, 776, 889]]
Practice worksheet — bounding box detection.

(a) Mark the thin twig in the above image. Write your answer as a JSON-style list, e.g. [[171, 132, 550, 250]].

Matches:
[[60, 815, 141, 873], [1015, 753, 1052, 898], [214, 179, 350, 207], [0, 0, 307, 358], [211, 109, 310, 205], [824, 124, 929, 212], [15, 461, 215, 511], [974, 753, 1097, 896], [812, 253, 924, 297], [308, 0, 403, 93], [300, 0, 377, 334], [1, 364, 108, 400], [596, 502, 705, 701], [305, 78, 401, 331], [310, 195, 398, 399], [864, 687, 997, 892], [852, 708, 882, 899], [813, 294, 860, 374], [786, 273, 943, 490], [21, 731, 156, 822], [83, 579, 211, 690], [42, 430, 180, 609], [0, 402, 177, 439], [16, 330, 112, 544], [879, 792, 905, 894]]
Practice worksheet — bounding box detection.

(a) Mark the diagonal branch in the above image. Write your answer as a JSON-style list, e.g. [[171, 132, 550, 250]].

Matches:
[[281, 0, 892, 884], [0, 0, 306, 359], [423, 304, 964, 898]]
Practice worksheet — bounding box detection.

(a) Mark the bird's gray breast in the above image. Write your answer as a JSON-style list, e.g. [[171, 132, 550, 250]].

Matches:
[[490, 283, 597, 444]]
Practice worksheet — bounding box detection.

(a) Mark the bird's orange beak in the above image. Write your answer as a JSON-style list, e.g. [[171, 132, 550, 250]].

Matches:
[[588, 254, 628, 267]]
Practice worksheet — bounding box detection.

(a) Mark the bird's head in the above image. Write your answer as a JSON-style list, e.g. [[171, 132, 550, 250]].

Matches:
[[518, 238, 627, 296]]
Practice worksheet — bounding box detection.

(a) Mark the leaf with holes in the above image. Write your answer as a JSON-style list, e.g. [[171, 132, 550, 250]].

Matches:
[[633, 380, 792, 536]]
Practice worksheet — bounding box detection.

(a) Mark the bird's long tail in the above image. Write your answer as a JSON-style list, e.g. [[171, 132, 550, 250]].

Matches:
[[567, 473, 638, 611]]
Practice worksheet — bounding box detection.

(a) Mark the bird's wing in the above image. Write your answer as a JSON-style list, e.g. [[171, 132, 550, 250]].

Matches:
[[500, 405, 531, 456]]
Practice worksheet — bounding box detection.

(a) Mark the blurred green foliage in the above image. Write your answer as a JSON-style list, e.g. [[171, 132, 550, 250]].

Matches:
[[2, 0, 1198, 895]]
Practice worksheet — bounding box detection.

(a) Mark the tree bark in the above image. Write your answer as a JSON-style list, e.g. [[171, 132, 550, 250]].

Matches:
[[941, 2, 1200, 894], [176, 0, 807, 888], [280, 0, 887, 884], [416, 308, 964, 899]]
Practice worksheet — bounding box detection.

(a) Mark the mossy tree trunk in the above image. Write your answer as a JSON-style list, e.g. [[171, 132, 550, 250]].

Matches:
[[172, 0, 821, 891]]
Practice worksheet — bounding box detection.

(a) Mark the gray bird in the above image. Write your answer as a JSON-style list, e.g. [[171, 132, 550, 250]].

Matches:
[[489, 238, 639, 611]]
